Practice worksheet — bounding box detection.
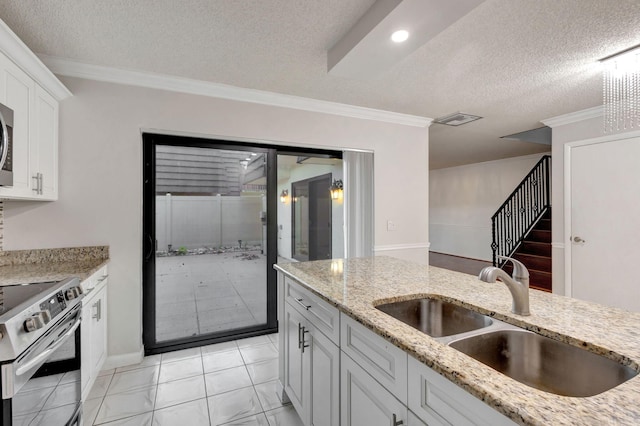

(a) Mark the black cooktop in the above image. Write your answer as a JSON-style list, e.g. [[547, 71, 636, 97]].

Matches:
[[0, 281, 59, 316]]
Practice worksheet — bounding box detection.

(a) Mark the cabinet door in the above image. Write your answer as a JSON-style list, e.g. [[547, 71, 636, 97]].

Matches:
[[408, 411, 429, 426], [91, 286, 108, 374], [283, 303, 307, 417], [308, 325, 339, 426], [0, 53, 34, 198], [341, 352, 407, 426], [33, 85, 58, 200]]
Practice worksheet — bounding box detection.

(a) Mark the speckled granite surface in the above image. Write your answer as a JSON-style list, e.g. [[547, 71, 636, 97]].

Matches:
[[0, 246, 109, 285], [275, 256, 640, 426]]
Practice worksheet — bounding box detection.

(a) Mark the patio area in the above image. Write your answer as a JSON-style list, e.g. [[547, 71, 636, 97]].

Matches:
[[155, 250, 267, 342]]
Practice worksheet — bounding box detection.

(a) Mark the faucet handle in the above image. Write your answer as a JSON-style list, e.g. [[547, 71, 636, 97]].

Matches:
[[497, 256, 530, 281]]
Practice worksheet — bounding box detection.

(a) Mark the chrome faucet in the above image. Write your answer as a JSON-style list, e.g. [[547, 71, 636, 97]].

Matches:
[[479, 257, 530, 316]]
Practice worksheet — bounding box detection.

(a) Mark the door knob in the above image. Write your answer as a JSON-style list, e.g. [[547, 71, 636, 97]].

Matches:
[[573, 236, 586, 243]]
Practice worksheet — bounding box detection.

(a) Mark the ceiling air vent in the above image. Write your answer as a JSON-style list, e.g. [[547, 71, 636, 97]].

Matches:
[[433, 112, 482, 126]]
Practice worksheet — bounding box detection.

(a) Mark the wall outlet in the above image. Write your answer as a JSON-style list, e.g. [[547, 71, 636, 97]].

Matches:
[[387, 220, 397, 231]]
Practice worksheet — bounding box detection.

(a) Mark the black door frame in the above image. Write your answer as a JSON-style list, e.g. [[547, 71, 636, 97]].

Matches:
[[291, 173, 332, 261], [142, 132, 341, 355]]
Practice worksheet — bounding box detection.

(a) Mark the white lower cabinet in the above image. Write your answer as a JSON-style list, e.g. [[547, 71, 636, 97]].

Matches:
[[408, 356, 516, 426], [341, 352, 407, 426], [278, 273, 517, 426], [283, 299, 339, 426], [81, 275, 108, 401], [408, 410, 428, 426]]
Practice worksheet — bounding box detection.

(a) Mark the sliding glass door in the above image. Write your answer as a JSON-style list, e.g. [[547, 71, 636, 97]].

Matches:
[[143, 134, 277, 354], [143, 134, 343, 354]]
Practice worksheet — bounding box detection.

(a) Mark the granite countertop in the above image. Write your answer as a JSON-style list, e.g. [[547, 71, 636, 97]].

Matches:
[[0, 246, 109, 285], [274, 256, 640, 426]]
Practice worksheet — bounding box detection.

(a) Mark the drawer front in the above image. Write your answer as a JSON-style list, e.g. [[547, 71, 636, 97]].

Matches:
[[81, 264, 108, 293], [285, 276, 339, 344], [408, 357, 516, 426], [340, 313, 408, 402]]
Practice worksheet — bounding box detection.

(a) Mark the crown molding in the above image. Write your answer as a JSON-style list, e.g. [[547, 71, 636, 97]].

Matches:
[[0, 21, 72, 101], [39, 55, 433, 128], [541, 106, 603, 128]]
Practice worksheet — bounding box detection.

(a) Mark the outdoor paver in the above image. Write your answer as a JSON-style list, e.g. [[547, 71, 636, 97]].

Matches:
[[155, 251, 267, 342]]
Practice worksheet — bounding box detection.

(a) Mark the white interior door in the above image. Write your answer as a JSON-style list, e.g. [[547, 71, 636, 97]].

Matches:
[[569, 136, 640, 312]]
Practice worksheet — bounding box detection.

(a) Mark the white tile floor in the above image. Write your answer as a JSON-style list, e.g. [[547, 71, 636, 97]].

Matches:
[[84, 334, 302, 426]]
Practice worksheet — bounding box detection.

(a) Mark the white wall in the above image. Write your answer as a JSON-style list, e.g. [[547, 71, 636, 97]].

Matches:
[[429, 153, 549, 261], [3, 77, 429, 363], [277, 162, 344, 260], [545, 108, 637, 295]]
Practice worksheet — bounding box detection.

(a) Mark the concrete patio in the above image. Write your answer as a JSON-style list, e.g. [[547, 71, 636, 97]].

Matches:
[[155, 250, 267, 342]]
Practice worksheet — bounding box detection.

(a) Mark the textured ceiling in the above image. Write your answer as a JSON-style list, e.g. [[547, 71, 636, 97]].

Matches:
[[1, 0, 639, 168]]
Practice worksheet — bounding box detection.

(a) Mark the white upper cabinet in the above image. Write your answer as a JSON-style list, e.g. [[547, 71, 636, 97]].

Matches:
[[0, 19, 71, 201]]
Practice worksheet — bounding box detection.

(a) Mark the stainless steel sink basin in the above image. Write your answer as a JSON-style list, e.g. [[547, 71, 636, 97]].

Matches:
[[449, 329, 638, 397], [375, 298, 493, 337]]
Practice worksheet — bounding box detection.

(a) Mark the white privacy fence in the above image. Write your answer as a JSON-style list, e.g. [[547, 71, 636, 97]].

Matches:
[[156, 194, 265, 251]]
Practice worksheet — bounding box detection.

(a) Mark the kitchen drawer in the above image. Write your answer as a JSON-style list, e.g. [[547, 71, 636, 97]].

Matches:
[[408, 356, 516, 426], [284, 276, 339, 344], [340, 313, 408, 402], [80, 264, 108, 293]]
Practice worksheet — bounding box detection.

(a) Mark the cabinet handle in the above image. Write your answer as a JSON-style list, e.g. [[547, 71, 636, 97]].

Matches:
[[93, 299, 102, 321], [298, 323, 302, 349], [295, 298, 311, 310], [392, 414, 403, 426], [301, 326, 309, 353], [31, 173, 43, 195], [32, 174, 39, 193]]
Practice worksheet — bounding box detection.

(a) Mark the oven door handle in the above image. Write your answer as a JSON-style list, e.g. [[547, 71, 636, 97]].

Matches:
[[15, 317, 81, 377]]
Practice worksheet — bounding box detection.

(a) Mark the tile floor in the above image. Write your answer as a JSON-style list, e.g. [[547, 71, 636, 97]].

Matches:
[[83, 333, 303, 426]]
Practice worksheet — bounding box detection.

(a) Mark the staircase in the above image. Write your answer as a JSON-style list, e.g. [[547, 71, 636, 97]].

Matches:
[[503, 209, 552, 291], [491, 155, 552, 292]]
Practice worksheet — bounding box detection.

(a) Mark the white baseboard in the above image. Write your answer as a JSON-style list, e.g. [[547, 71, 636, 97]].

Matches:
[[103, 348, 145, 370], [374, 242, 430, 252]]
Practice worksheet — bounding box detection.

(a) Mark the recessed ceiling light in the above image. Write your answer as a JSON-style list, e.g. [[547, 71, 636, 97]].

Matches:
[[391, 30, 409, 43]]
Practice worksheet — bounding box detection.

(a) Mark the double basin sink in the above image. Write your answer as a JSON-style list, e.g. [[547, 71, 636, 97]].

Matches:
[[376, 297, 637, 397]]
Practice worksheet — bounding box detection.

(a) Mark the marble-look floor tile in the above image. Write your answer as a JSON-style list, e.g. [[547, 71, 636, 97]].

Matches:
[[208, 387, 263, 425], [87, 374, 112, 399], [264, 405, 304, 426], [205, 366, 252, 396], [161, 347, 201, 363], [83, 398, 103, 426], [158, 356, 203, 383], [201, 340, 238, 355], [95, 386, 156, 424], [219, 412, 269, 425], [98, 412, 153, 425], [246, 358, 278, 385], [236, 335, 272, 348], [116, 354, 161, 373], [202, 349, 244, 373], [107, 366, 159, 395], [239, 344, 278, 364], [152, 398, 210, 426], [254, 381, 288, 412], [155, 375, 206, 410]]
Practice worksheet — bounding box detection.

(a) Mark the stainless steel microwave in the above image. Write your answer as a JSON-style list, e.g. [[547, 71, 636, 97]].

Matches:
[[0, 102, 14, 186]]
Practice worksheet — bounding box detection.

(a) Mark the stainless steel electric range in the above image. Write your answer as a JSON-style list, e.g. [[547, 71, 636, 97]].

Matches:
[[0, 277, 84, 426]]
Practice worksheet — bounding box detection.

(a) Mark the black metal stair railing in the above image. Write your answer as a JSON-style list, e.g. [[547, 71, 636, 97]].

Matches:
[[491, 155, 551, 267]]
